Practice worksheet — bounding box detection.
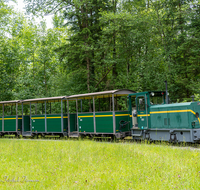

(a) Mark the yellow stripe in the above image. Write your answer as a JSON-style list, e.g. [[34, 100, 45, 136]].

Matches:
[[129, 114, 132, 117], [150, 109, 200, 123], [79, 114, 132, 118], [150, 110, 193, 114], [137, 114, 150, 117], [47, 117, 61, 119], [32, 117, 45, 119], [32, 116, 68, 119], [47, 116, 68, 119], [0, 118, 22, 120], [18, 118, 22, 120], [78, 115, 93, 118], [115, 114, 129, 116], [95, 115, 113, 117]]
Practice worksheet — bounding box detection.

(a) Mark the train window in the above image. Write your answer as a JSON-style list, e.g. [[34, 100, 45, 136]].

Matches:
[[137, 96, 145, 111], [95, 97, 113, 112], [4, 105, 16, 116], [150, 95, 163, 105], [131, 96, 136, 111]]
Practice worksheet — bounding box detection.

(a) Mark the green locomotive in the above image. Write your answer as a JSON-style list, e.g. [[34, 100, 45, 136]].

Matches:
[[129, 91, 200, 143]]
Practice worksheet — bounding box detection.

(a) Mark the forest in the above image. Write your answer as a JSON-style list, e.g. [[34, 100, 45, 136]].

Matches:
[[0, 0, 200, 103]]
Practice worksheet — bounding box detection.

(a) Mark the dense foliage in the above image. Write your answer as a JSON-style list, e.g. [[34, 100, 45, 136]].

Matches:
[[0, 0, 200, 102]]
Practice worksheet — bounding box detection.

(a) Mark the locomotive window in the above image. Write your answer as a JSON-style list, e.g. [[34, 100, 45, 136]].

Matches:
[[131, 96, 136, 111], [150, 95, 163, 105], [137, 97, 145, 111]]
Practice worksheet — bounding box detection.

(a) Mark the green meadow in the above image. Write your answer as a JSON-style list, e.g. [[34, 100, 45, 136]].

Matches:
[[0, 139, 199, 190]]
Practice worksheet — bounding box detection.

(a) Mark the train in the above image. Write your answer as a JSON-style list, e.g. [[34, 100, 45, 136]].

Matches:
[[0, 89, 200, 143]]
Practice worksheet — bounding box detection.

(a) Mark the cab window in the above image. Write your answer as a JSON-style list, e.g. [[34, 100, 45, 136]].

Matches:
[[137, 96, 145, 111], [150, 92, 164, 105]]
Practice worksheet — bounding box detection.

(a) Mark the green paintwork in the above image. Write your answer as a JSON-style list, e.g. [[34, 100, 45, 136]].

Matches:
[[18, 116, 22, 131], [31, 114, 68, 133], [31, 115, 45, 132], [63, 114, 68, 132], [69, 114, 77, 132], [0, 116, 23, 132], [23, 115, 30, 132], [46, 114, 62, 132], [115, 111, 130, 133], [129, 91, 200, 130], [4, 116, 17, 131], [96, 112, 113, 133], [136, 93, 150, 130], [129, 91, 166, 130], [78, 113, 94, 133], [150, 102, 200, 129]]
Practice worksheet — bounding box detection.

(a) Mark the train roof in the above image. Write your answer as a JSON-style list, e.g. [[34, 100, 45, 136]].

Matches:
[[0, 89, 135, 104], [0, 100, 21, 106], [150, 102, 193, 108], [67, 89, 135, 99], [22, 96, 66, 103]]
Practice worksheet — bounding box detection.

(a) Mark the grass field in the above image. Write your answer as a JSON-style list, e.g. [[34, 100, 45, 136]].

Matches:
[[0, 139, 200, 190]]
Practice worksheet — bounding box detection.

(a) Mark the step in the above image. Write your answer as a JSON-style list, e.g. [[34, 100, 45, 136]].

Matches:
[[22, 132, 32, 137]]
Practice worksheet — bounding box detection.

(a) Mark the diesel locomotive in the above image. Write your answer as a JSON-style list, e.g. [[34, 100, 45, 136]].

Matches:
[[129, 91, 200, 143], [0, 89, 200, 143]]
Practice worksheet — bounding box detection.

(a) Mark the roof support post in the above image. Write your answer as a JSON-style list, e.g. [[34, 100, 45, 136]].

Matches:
[[42, 103, 43, 114], [67, 100, 70, 135], [112, 94, 115, 134], [2, 104, 4, 132], [22, 103, 24, 133], [81, 100, 82, 112], [61, 99, 63, 133], [30, 102, 32, 132], [45, 101, 47, 133], [16, 103, 18, 132], [145, 94, 149, 129], [76, 98, 78, 132], [35, 103, 37, 115], [93, 96, 96, 133], [64, 101, 66, 114]]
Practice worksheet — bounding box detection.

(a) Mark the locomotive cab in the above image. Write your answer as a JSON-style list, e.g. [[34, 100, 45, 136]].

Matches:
[[129, 91, 166, 130]]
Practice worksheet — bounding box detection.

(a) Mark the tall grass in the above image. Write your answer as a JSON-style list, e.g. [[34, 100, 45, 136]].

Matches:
[[0, 139, 199, 189]]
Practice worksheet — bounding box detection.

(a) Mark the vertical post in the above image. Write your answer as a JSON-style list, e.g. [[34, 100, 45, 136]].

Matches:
[[67, 100, 70, 135], [30, 102, 32, 132], [22, 103, 24, 133], [35, 103, 37, 115], [116, 96, 118, 111], [81, 100, 82, 113], [61, 99, 63, 133], [145, 94, 149, 128], [42, 103, 43, 114], [2, 104, 4, 132], [76, 98, 78, 131], [93, 96, 96, 133], [65, 101, 66, 114], [45, 101, 47, 133], [50, 103, 51, 114], [191, 95, 195, 102], [164, 81, 169, 104], [112, 94, 115, 134], [16, 103, 18, 132]]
